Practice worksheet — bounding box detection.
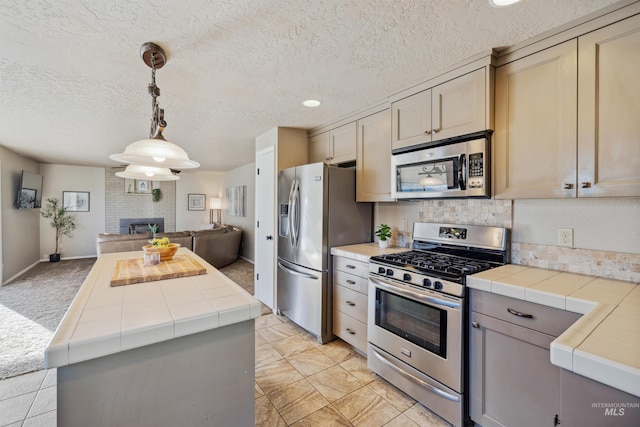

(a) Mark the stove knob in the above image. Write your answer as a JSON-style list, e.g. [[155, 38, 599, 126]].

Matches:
[[378, 267, 386, 274], [434, 281, 443, 290], [423, 278, 432, 287], [403, 273, 411, 281], [386, 269, 394, 277]]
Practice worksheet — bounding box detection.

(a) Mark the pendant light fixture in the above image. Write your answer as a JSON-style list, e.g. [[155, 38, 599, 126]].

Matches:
[[110, 42, 199, 177], [115, 164, 179, 181]]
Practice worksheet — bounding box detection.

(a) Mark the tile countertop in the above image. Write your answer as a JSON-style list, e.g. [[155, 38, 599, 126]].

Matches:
[[44, 248, 262, 369], [331, 243, 411, 261], [468, 265, 640, 398]]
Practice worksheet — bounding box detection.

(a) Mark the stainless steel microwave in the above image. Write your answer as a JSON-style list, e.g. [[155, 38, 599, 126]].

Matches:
[[391, 131, 491, 199]]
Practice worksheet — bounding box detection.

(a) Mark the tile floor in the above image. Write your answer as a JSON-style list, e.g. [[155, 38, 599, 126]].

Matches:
[[0, 313, 452, 426]]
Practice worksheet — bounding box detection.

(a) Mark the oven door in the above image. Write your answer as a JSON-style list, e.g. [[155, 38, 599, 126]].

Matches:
[[368, 275, 462, 391]]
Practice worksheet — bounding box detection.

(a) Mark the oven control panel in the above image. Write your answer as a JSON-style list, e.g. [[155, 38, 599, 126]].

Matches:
[[369, 262, 464, 297], [439, 227, 467, 240]]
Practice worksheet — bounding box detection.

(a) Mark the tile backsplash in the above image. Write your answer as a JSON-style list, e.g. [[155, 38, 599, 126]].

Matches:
[[377, 198, 639, 283], [512, 243, 640, 283]]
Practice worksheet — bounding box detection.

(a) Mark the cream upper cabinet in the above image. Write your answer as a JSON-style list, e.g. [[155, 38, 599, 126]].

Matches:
[[329, 121, 357, 164], [309, 122, 356, 165], [494, 40, 578, 199], [309, 131, 330, 164], [392, 68, 487, 151], [391, 89, 431, 150], [356, 109, 393, 202], [577, 14, 640, 197], [495, 13, 640, 199]]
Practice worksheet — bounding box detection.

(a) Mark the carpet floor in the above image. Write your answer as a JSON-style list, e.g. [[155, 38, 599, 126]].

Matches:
[[0, 256, 262, 380]]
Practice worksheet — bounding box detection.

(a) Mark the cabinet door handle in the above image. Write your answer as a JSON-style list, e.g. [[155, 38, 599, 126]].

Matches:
[[563, 183, 574, 190], [424, 129, 432, 135], [346, 328, 356, 335], [507, 308, 534, 319], [432, 127, 441, 133], [346, 301, 356, 306], [346, 264, 356, 269], [346, 280, 356, 285], [471, 321, 480, 329], [581, 182, 592, 188]]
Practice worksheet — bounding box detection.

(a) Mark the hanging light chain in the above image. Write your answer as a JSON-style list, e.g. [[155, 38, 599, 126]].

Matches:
[[148, 56, 164, 138]]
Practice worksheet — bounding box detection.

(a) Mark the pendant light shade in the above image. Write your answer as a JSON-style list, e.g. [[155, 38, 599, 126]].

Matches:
[[110, 42, 199, 172], [115, 164, 179, 181], [110, 138, 199, 169]]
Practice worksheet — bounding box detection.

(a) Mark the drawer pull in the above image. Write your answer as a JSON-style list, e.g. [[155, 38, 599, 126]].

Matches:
[[507, 308, 534, 319], [471, 321, 480, 329], [346, 280, 356, 285], [346, 264, 356, 269], [346, 301, 356, 306], [346, 328, 356, 335]]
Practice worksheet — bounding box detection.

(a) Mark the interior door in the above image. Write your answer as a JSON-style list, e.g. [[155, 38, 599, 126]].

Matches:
[[255, 146, 275, 309]]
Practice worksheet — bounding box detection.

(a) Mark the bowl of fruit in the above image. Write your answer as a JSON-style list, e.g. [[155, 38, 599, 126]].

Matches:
[[143, 237, 180, 262]]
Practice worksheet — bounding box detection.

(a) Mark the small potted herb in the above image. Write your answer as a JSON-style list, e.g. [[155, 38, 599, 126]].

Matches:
[[375, 223, 392, 248]]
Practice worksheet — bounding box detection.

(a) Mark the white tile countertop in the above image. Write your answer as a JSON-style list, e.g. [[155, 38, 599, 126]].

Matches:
[[45, 248, 262, 369], [331, 243, 411, 261], [468, 265, 640, 397]]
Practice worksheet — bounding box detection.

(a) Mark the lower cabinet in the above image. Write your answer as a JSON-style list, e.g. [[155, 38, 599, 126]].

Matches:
[[469, 290, 580, 427], [560, 369, 640, 427], [332, 256, 369, 353]]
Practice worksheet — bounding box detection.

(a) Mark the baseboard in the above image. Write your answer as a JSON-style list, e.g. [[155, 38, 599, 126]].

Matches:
[[2, 260, 41, 286], [3, 256, 97, 286], [239, 255, 254, 264]]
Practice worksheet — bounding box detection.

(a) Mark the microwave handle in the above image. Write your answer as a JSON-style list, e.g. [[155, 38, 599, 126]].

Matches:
[[459, 154, 466, 190]]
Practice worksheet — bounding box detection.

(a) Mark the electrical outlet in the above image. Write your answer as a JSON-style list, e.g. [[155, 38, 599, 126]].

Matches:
[[558, 228, 573, 247]]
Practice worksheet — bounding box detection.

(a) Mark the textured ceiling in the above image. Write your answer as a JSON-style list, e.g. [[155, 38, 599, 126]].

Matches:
[[0, 0, 622, 171]]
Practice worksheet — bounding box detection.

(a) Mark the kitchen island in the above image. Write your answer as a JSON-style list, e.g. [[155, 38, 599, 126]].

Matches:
[[44, 248, 262, 427]]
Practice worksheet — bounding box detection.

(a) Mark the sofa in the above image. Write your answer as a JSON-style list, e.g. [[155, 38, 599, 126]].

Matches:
[[96, 225, 242, 268]]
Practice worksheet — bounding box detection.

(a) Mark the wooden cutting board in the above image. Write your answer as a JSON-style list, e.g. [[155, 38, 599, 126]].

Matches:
[[110, 254, 207, 287]]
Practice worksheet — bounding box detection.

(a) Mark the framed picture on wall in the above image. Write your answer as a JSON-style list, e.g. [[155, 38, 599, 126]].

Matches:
[[188, 194, 206, 211], [63, 191, 90, 212], [136, 180, 151, 193]]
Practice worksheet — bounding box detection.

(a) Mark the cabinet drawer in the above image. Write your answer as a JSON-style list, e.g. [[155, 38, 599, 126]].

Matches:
[[333, 256, 368, 277], [334, 270, 369, 295], [333, 310, 367, 353], [470, 289, 581, 337], [334, 285, 368, 323]]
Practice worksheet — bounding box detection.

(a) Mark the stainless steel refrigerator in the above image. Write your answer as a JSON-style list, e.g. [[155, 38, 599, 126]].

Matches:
[[277, 162, 372, 343]]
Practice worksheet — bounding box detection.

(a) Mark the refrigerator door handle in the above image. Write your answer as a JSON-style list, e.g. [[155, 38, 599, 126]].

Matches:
[[277, 260, 319, 280], [290, 179, 300, 248], [287, 179, 297, 248]]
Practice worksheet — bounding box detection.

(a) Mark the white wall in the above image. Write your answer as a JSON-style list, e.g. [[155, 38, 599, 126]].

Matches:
[[39, 164, 105, 259], [0, 147, 41, 283], [175, 171, 223, 231], [513, 198, 640, 253], [223, 163, 255, 262]]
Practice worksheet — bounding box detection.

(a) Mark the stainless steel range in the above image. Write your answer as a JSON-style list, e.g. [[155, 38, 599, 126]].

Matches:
[[367, 222, 509, 427]]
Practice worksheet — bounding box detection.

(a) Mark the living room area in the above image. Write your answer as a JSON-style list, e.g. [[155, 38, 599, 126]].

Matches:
[[0, 146, 257, 287]]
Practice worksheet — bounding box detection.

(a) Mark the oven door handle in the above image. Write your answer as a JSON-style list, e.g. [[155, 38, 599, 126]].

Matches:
[[370, 346, 460, 403], [370, 276, 461, 309]]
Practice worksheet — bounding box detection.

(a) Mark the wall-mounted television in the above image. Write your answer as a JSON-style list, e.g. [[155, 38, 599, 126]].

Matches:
[[16, 170, 43, 209]]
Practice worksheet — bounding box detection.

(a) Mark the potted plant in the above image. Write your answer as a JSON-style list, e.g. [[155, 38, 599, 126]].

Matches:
[[375, 223, 392, 248], [41, 197, 77, 262]]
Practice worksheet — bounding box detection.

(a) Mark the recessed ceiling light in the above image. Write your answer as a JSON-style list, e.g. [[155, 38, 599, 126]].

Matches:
[[302, 99, 321, 107], [489, 0, 522, 7]]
